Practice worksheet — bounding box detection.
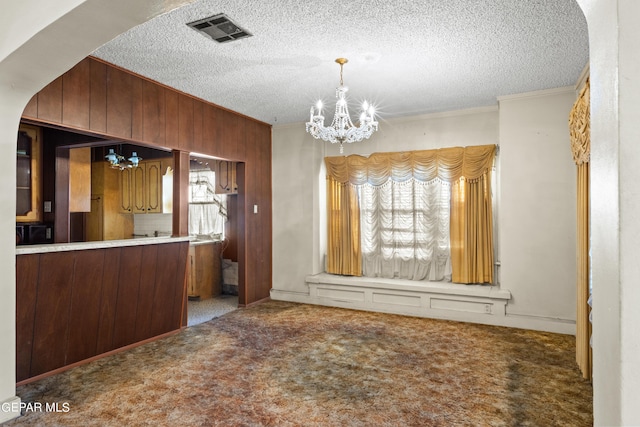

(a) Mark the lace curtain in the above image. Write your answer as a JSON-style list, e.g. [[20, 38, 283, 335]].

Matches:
[[189, 203, 226, 236], [360, 179, 452, 281], [188, 170, 227, 237]]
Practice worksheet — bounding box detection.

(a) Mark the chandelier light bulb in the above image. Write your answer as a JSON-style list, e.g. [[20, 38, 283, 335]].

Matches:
[[305, 58, 379, 153], [128, 151, 142, 167], [105, 148, 119, 165]]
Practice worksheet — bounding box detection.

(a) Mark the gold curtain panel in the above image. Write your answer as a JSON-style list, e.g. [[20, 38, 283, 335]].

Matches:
[[325, 178, 362, 276], [569, 76, 592, 381], [325, 145, 497, 185]]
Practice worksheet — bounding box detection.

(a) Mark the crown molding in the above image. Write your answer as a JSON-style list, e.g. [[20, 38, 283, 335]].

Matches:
[[497, 86, 575, 102]]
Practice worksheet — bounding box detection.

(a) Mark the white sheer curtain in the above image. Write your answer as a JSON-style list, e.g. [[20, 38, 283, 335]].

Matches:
[[359, 178, 452, 281], [189, 203, 225, 236], [188, 170, 227, 237]]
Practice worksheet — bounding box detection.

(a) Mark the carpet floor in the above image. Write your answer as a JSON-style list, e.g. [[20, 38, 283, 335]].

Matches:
[[187, 295, 238, 326], [8, 301, 592, 426]]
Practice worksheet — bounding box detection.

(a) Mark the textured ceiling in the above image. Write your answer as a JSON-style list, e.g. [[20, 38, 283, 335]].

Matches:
[[92, 0, 588, 126]]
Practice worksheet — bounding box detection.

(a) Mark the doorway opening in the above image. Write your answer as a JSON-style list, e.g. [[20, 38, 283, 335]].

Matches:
[[186, 153, 241, 325]]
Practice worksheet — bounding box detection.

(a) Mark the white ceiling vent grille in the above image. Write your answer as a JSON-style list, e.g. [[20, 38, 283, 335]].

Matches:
[[187, 14, 252, 43]]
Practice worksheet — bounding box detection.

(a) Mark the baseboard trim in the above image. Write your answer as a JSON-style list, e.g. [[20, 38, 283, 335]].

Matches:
[[17, 329, 182, 387], [271, 275, 575, 335], [239, 296, 271, 308], [270, 289, 311, 304], [502, 313, 576, 335], [0, 396, 21, 423]]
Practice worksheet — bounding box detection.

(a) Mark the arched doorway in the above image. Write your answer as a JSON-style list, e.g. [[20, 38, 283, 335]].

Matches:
[[0, 1, 195, 422]]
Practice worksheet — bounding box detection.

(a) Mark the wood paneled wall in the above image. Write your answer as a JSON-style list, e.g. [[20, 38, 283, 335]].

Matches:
[[16, 241, 189, 383], [22, 57, 273, 305]]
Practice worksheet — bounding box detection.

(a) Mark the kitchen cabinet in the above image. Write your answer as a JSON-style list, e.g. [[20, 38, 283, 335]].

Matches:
[[214, 160, 238, 194], [187, 241, 222, 300], [86, 162, 133, 241], [16, 124, 42, 222], [120, 159, 172, 214], [69, 147, 92, 212]]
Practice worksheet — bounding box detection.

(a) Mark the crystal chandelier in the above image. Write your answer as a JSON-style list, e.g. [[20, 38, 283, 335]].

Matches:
[[306, 58, 378, 153]]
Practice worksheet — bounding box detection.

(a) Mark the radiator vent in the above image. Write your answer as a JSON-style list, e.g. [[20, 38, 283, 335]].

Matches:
[[187, 14, 253, 43]]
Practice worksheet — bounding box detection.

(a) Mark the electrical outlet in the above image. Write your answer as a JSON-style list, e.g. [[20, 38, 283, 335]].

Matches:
[[44, 201, 52, 213], [484, 304, 492, 314]]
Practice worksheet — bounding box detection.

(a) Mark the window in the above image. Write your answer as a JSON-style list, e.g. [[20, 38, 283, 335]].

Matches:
[[188, 169, 227, 239], [325, 145, 496, 284], [359, 179, 452, 281]]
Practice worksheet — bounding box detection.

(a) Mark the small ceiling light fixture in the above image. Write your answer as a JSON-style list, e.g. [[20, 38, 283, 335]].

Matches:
[[128, 152, 142, 168], [306, 58, 378, 153], [105, 148, 142, 170]]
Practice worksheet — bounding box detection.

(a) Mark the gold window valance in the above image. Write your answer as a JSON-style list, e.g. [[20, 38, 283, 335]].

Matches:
[[569, 78, 590, 165], [325, 144, 497, 185]]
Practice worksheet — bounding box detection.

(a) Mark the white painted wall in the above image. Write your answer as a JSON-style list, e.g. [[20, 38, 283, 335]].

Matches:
[[0, 0, 194, 423], [273, 98, 577, 331], [272, 125, 326, 293], [576, 0, 640, 424], [616, 4, 640, 423], [498, 88, 577, 323], [327, 107, 500, 158], [273, 107, 501, 296]]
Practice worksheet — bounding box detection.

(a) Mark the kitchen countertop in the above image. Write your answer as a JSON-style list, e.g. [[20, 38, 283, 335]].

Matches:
[[190, 239, 224, 246], [16, 235, 192, 255]]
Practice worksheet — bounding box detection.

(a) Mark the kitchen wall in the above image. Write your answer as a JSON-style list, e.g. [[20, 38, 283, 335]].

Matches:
[[134, 214, 172, 237], [271, 88, 577, 333]]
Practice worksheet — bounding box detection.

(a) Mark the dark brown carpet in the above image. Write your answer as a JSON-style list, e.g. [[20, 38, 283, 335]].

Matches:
[[8, 301, 592, 426]]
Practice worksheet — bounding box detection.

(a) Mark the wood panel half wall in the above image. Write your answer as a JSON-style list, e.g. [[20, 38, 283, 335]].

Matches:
[[16, 240, 189, 384]]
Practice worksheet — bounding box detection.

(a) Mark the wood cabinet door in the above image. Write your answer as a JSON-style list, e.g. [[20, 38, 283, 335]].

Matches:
[[194, 243, 214, 300], [131, 164, 146, 214], [16, 124, 42, 222], [69, 147, 92, 212], [214, 160, 237, 194], [119, 167, 133, 213], [85, 195, 104, 241], [145, 160, 163, 213], [118, 160, 166, 214]]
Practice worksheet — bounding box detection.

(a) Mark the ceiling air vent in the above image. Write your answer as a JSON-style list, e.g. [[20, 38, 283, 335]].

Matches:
[[187, 14, 252, 43]]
